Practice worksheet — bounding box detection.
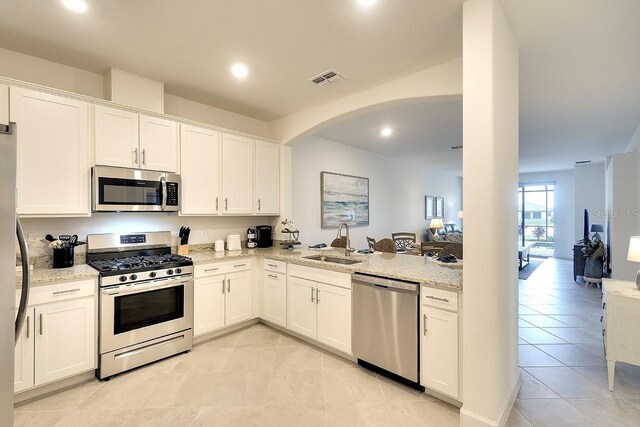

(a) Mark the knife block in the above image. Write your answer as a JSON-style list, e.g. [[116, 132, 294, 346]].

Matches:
[[178, 244, 189, 256]]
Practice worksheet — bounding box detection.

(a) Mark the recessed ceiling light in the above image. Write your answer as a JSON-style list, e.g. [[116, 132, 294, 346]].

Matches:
[[380, 127, 393, 137], [231, 63, 249, 79], [60, 0, 88, 13], [357, 0, 378, 8]]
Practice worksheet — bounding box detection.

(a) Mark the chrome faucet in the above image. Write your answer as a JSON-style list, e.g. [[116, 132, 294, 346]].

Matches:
[[337, 222, 355, 256]]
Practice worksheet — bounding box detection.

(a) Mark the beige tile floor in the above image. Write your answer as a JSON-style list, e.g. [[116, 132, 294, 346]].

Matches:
[[15, 257, 640, 426], [509, 257, 640, 427], [14, 324, 459, 426]]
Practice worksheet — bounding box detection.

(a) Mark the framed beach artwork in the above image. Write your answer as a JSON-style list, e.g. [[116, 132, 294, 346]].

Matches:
[[321, 172, 369, 228], [425, 196, 434, 220], [435, 197, 445, 218]]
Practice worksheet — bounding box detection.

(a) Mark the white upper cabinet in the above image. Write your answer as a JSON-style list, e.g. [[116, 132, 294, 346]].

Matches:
[[180, 125, 222, 215], [10, 88, 90, 216], [222, 134, 254, 214], [94, 105, 139, 168], [139, 115, 178, 173], [254, 140, 280, 215]]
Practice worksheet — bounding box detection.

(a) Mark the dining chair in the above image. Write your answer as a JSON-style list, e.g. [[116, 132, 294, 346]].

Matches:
[[391, 232, 416, 250], [372, 238, 397, 253], [366, 236, 376, 250]]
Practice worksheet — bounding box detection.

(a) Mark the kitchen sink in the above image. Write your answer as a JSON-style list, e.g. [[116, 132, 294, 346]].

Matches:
[[303, 255, 363, 265]]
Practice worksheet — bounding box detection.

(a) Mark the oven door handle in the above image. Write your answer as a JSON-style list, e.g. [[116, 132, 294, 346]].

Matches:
[[103, 279, 191, 296], [160, 176, 167, 211]]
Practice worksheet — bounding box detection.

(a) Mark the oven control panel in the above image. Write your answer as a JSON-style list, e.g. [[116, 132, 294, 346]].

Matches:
[[101, 265, 194, 287], [166, 182, 179, 206], [120, 234, 146, 245]]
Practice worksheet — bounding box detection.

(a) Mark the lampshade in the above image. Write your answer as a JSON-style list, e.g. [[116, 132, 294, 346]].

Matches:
[[591, 224, 604, 233], [457, 210, 464, 219], [430, 218, 445, 229], [628, 237, 640, 262]]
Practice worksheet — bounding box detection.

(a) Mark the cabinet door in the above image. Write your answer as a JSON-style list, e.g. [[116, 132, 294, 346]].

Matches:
[[225, 270, 253, 326], [139, 115, 178, 172], [94, 105, 139, 168], [421, 307, 459, 398], [180, 125, 222, 215], [287, 277, 317, 340], [222, 134, 254, 214], [317, 283, 352, 354], [35, 298, 95, 386], [194, 275, 226, 336], [11, 87, 89, 216], [263, 271, 287, 327], [254, 140, 280, 215], [14, 308, 34, 393]]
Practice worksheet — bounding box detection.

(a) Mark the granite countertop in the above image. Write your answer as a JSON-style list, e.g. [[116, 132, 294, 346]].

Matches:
[[17, 244, 462, 292], [189, 246, 463, 291], [16, 264, 99, 289]]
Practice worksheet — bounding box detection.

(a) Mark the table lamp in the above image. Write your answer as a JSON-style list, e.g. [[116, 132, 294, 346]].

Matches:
[[591, 224, 604, 241], [429, 218, 444, 231], [626, 236, 640, 289]]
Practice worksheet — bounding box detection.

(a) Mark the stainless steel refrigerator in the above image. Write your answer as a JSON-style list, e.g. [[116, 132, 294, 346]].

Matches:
[[1, 85, 31, 423]]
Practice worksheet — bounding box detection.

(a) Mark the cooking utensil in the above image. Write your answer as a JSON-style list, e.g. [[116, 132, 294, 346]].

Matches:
[[68, 235, 78, 246], [59, 235, 71, 242], [45, 234, 56, 242]]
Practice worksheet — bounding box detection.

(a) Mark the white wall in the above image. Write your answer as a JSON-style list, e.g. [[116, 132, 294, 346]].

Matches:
[[462, 0, 520, 425], [0, 47, 272, 138], [20, 214, 278, 259], [573, 163, 606, 242], [291, 136, 462, 249], [519, 170, 574, 259], [605, 152, 640, 280]]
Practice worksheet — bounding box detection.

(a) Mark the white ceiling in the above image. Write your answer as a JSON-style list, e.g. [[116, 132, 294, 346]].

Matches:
[[315, 0, 640, 173], [315, 100, 463, 171], [0, 0, 463, 121], [1, 0, 637, 172]]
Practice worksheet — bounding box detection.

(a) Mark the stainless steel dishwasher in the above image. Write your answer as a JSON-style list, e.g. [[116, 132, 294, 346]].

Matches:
[[352, 273, 421, 387]]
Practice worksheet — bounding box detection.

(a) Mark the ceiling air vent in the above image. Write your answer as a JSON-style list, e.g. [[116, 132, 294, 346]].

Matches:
[[575, 160, 592, 165], [308, 69, 347, 86]]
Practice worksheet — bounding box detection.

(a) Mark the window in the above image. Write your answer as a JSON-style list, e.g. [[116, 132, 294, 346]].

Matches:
[[518, 184, 555, 248]]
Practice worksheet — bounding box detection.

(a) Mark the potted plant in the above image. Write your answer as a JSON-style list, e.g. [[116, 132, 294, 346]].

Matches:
[[582, 236, 605, 280]]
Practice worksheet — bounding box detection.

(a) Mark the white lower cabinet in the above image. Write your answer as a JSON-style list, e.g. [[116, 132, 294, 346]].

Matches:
[[193, 275, 226, 336], [14, 293, 95, 393], [263, 271, 287, 327], [14, 308, 34, 393], [287, 277, 317, 340], [35, 297, 95, 386], [420, 288, 459, 399], [225, 270, 253, 326], [193, 262, 253, 336], [316, 282, 352, 354], [286, 269, 352, 354]]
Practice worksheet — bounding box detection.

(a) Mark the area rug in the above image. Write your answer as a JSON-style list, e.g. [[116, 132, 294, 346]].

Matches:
[[519, 258, 544, 280]]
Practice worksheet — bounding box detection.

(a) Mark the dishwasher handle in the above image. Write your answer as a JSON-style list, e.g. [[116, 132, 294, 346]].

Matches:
[[352, 273, 418, 294]]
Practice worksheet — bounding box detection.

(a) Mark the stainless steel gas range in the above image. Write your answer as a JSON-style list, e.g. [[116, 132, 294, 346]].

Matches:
[[87, 231, 193, 380]]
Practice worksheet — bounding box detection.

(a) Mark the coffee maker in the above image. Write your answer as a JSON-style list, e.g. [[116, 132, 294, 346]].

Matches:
[[247, 228, 257, 248], [256, 225, 273, 248]]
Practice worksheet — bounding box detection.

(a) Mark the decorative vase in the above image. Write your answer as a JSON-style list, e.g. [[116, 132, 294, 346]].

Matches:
[[584, 257, 603, 279]]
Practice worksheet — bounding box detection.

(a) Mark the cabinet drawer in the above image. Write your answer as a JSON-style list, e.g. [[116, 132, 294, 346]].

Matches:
[[264, 259, 286, 274], [195, 259, 253, 278], [422, 286, 458, 312], [288, 263, 351, 290], [19, 279, 96, 307]]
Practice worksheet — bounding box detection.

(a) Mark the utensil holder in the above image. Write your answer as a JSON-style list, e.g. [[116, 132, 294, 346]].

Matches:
[[178, 244, 189, 256], [53, 247, 74, 269]]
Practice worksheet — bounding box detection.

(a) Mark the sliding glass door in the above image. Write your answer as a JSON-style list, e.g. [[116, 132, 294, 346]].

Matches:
[[518, 184, 555, 250]]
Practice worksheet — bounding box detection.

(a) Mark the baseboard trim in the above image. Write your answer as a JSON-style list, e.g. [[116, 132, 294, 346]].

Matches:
[[460, 370, 521, 427], [14, 371, 95, 405]]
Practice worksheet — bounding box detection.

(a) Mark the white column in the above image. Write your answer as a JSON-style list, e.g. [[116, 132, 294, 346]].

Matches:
[[461, 1, 520, 426]]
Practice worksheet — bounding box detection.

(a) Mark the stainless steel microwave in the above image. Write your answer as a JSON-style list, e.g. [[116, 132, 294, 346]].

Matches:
[[92, 166, 180, 212]]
